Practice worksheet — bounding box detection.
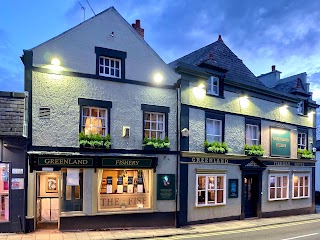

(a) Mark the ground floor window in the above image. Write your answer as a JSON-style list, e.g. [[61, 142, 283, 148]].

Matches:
[[98, 169, 151, 210], [196, 174, 226, 206], [268, 174, 289, 200], [0, 164, 9, 221], [293, 173, 310, 198]]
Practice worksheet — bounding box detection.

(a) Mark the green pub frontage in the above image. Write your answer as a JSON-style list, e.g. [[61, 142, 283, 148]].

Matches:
[[178, 127, 315, 226], [26, 153, 177, 231]]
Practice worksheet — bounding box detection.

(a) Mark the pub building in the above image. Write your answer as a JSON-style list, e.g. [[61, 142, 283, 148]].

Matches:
[[0, 92, 27, 232], [170, 35, 318, 226], [22, 7, 179, 232]]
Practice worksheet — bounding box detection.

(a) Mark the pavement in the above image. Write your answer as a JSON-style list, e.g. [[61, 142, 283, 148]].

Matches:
[[1, 207, 320, 240]]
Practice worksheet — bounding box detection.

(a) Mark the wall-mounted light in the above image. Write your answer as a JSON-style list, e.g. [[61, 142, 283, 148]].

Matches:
[[192, 82, 206, 99], [51, 58, 60, 66], [239, 95, 249, 109], [181, 128, 189, 137], [153, 73, 163, 83], [279, 103, 289, 116], [110, 32, 114, 37], [308, 110, 315, 121]]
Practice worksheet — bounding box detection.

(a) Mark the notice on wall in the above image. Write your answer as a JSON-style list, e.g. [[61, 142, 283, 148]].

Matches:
[[11, 178, 24, 190], [67, 168, 79, 186], [157, 174, 175, 200], [228, 179, 238, 198]]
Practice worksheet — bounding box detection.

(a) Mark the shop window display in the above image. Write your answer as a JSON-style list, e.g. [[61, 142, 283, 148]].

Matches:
[[0, 164, 9, 221]]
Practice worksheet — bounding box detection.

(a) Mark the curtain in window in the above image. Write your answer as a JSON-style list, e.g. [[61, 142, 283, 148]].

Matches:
[[142, 170, 149, 193], [97, 169, 103, 194]]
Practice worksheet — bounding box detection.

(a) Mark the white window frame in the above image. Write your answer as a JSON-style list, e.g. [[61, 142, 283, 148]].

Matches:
[[144, 112, 165, 139], [268, 174, 289, 201], [245, 124, 259, 146], [297, 132, 307, 150], [206, 76, 219, 96], [297, 101, 304, 115], [196, 174, 226, 206], [292, 173, 310, 199], [99, 56, 121, 78], [81, 106, 108, 136], [206, 118, 222, 143]]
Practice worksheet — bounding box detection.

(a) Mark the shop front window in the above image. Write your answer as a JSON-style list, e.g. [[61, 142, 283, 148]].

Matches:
[[293, 173, 310, 199], [0, 164, 9, 221], [268, 174, 289, 200], [98, 169, 151, 211]]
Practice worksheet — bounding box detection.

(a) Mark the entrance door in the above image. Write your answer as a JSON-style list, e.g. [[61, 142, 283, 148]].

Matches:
[[61, 172, 83, 212], [244, 175, 259, 218], [36, 173, 59, 229]]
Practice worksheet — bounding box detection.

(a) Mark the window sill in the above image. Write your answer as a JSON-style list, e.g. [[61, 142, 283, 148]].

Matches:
[[292, 197, 310, 200], [60, 211, 86, 217], [206, 93, 225, 99], [268, 198, 289, 201], [195, 203, 226, 208]]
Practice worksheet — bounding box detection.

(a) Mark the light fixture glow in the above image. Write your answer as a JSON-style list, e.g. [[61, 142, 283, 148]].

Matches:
[[279, 104, 289, 115], [198, 83, 205, 89], [154, 73, 163, 83], [239, 96, 249, 109], [51, 58, 61, 66]]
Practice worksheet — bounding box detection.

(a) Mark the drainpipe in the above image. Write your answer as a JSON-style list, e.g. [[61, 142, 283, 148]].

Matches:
[[175, 81, 181, 227]]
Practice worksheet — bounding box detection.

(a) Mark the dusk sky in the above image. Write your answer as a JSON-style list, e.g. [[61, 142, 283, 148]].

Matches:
[[1, 0, 319, 121]]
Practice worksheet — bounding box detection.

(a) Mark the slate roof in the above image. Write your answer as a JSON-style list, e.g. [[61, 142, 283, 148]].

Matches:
[[272, 74, 310, 97], [0, 93, 25, 137], [169, 36, 264, 86]]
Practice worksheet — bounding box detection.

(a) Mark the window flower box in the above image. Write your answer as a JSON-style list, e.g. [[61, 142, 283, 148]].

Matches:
[[204, 140, 231, 154], [244, 144, 264, 157], [297, 149, 314, 159], [143, 137, 170, 151], [79, 132, 111, 149]]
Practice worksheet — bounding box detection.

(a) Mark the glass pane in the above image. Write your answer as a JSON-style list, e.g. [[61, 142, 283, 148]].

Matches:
[[115, 70, 120, 77], [269, 176, 275, 187], [158, 114, 164, 122], [198, 176, 205, 190], [91, 108, 98, 117], [208, 177, 214, 189], [305, 187, 308, 196], [111, 60, 114, 67], [283, 176, 288, 187], [145, 122, 150, 129], [83, 108, 89, 116], [208, 190, 215, 203], [151, 123, 156, 130], [276, 177, 281, 187], [213, 121, 220, 135], [111, 69, 114, 75], [99, 57, 104, 65], [282, 187, 287, 198], [299, 187, 303, 197], [106, 59, 109, 66], [99, 66, 104, 73], [217, 176, 224, 189], [270, 188, 275, 199], [276, 188, 281, 198], [198, 191, 205, 204], [0, 164, 9, 221], [144, 131, 150, 138], [293, 176, 299, 187], [294, 187, 298, 197], [145, 113, 151, 121], [151, 131, 156, 138], [217, 190, 223, 203], [116, 61, 119, 68], [75, 186, 80, 199], [213, 136, 220, 142], [305, 176, 308, 186], [158, 123, 164, 131], [151, 114, 156, 121], [66, 185, 72, 200], [105, 67, 109, 74]]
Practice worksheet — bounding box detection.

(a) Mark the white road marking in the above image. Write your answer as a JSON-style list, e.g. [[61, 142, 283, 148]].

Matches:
[[282, 233, 319, 240]]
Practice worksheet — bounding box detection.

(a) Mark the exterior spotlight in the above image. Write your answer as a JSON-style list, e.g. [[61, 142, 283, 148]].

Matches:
[[51, 58, 60, 66], [110, 32, 114, 37], [239, 95, 249, 109], [154, 73, 163, 83], [197, 83, 205, 89], [308, 111, 315, 115]]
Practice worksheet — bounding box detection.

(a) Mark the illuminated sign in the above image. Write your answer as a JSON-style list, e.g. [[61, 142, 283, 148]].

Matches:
[[270, 128, 291, 157]]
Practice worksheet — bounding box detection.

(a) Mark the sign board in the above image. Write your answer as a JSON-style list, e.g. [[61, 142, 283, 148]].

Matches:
[[102, 158, 153, 168], [228, 179, 238, 198], [38, 157, 94, 167], [157, 174, 175, 200], [12, 178, 24, 190], [270, 128, 291, 157]]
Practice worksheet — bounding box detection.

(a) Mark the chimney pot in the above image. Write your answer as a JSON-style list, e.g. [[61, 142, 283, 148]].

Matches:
[[132, 19, 144, 39], [218, 35, 223, 41], [272, 65, 276, 72], [135, 20, 141, 28]]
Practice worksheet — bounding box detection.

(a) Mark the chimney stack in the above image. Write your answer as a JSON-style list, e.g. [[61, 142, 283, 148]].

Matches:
[[218, 34, 223, 42], [272, 65, 276, 72], [132, 20, 144, 38]]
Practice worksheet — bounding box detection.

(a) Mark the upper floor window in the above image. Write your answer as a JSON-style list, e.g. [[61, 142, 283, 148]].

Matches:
[[297, 132, 307, 150], [99, 56, 121, 78], [207, 76, 219, 96], [196, 174, 226, 206], [246, 124, 259, 146], [144, 112, 165, 139], [206, 118, 222, 143], [297, 100, 308, 115], [95, 47, 126, 80], [81, 107, 107, 136], [78, 98, 112, 137]]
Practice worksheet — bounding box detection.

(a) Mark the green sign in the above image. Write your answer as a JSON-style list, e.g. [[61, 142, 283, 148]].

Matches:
[[270, 128, 291, 157], [228, 179, 238, 198], [38, 157, 94, 166], [157, 174, 175, 200], [102, 158, 153, 168]]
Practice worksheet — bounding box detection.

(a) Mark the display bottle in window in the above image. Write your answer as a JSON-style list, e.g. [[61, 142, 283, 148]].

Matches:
[[127, 176, 134, 193], [117, 176, 123, 194], [137, 171, 144, 193], [106, 176, 113, 194]]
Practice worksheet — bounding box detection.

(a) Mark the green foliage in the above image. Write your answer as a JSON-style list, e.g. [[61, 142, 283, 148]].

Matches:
[[244, 144, 264, 156], [78, 132, 111, 149], [204, 141, 231, 154], [143, 137, 170, 149], [297, 149, 314, 159]]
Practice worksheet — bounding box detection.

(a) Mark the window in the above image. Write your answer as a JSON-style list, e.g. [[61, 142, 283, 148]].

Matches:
[[293, 173, 310, 198], [98, 169, 151, 211], [81, 107, 107, 136], [246, 124, 259, 145], [207, 76, 219, 96], [298, 132, 307, 150], [144, 112, 165, 139], [196, 174, 226, 206], [206, 118, 222, 142], [99, 56, 121, 78], [268, 174, 289, 200], [0, 164, 9, 221], [95, 47, 127, 80]]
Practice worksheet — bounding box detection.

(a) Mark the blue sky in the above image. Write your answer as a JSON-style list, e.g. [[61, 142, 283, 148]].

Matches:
[[1, 0, 319, 120]]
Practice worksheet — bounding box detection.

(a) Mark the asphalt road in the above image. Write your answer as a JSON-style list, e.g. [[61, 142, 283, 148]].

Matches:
[[152, 219, 320, 240]]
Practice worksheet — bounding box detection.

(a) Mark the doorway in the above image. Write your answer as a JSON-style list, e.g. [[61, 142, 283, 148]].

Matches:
[[243, 174, 259, 218], [36, 172, 59, 229]]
